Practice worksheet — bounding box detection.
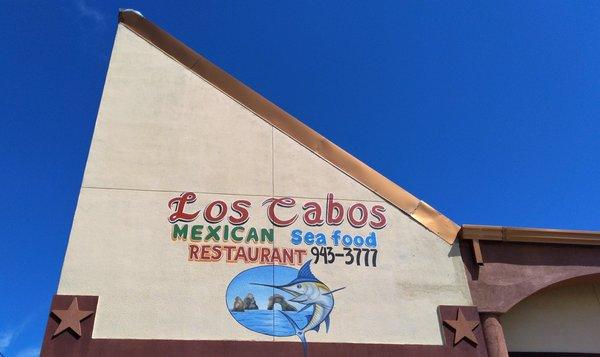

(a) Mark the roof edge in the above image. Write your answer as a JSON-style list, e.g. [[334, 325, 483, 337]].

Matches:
[[117, 10, 460, 244], [461, 224, 600, 246]]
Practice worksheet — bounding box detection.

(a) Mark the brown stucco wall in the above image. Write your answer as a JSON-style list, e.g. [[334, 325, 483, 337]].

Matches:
[[460, 239, 600, 314]]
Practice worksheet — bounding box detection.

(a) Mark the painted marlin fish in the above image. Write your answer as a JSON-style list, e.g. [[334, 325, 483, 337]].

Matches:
[[252, 260, 345, 356]]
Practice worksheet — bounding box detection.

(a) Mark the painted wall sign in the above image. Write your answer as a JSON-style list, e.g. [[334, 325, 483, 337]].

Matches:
[[48, 16, 478, 355], [165, 192, 383, 355], [226, 261, 344, 356], [168, 192, 386, 268]]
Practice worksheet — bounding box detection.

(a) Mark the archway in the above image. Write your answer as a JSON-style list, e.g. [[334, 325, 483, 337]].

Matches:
[[459, 226, 600, 356], [500, 275, 600, 355]]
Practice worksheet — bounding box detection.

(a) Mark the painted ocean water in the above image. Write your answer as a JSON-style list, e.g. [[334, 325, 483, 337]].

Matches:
[[230, 310, 313, 337]]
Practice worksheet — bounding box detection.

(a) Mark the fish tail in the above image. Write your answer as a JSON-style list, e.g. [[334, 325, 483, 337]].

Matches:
[[280, 311, 308, 357], [299, 333, 308, 357]]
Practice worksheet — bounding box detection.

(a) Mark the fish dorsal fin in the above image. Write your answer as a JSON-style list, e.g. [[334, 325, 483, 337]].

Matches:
[[297, 260, 318, 282]]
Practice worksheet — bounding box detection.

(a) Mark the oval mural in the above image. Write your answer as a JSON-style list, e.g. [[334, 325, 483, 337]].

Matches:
[[226, 260, 345, 353]]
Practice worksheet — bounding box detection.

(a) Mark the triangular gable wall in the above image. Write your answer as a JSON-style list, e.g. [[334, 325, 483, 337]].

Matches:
[[57, 11, 471, 347]]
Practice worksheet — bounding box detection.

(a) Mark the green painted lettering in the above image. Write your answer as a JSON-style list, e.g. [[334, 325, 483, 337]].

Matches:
[[260, 228, 274, 243], [231, 226, 245, 242], [246, 227, 259, 243], [223, 224, 229, 242], [172, 224, 188, 241], [190, 225, 204, 241], [205, 225, 221, 242]]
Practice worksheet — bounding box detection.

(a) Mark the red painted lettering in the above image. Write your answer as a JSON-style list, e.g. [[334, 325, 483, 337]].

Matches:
[[262, 197, 298, 226], [247, 248, 259, 263], [283, 248, 294, 265], [168, 192, 200, 223], [228, 199, 251, 225], [224, 245, 236, 262], [211, 245, 222, 261], [272, 248, 282, 264], [188, 244, 200, 260], [294, 249, 307, 265], [369, 205, 387, 229], [199, 245, 212, 261], [203, 200, 227, 223], [325, 193, 344, 225], [260, 247, 272, 264], [234, 247, 247, 262], [347, 203, 368, 228], [302, 201, 324, 226]]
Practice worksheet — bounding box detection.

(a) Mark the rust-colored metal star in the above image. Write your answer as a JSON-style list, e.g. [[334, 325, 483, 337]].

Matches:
[[51, 297, 94, 338], [443, 308, 479, 346]]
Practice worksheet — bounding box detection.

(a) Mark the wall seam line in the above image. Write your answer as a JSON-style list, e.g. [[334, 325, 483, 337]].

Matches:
[[80, 185, 386, 203]]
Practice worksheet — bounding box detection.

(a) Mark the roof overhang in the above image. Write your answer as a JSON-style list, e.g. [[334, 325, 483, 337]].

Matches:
[[461, 224, 600, 265], [461, 224, 600, 246]]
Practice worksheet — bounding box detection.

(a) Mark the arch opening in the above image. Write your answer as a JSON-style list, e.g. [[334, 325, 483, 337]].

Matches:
[[500, 275, 600, 355]]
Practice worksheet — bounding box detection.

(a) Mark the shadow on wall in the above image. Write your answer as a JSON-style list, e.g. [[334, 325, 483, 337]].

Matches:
[[446, 241, 462, 258]]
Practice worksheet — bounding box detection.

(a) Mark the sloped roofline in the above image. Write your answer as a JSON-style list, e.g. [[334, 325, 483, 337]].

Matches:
[[117, 10, 460, 244]]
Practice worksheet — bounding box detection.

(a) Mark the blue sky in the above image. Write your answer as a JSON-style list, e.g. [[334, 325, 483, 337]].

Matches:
[[2, 1, 600, 355]]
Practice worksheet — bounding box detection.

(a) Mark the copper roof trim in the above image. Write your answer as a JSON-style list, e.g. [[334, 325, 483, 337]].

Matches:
[[461, 224, 600, 246], [117, 10, 460, 243], [411, 201, 461, 242]]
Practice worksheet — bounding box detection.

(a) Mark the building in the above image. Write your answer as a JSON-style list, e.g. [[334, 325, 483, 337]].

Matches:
[[41, 10, 600, 357]]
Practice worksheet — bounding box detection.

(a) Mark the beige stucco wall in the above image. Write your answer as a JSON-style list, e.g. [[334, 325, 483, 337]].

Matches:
[[58, 24, 471, 344], [501, 282, 600, 353]]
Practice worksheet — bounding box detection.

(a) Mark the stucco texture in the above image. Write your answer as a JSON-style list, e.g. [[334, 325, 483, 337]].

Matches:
[[501, 282, 600, 354], [58, 24, 471, 344]]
